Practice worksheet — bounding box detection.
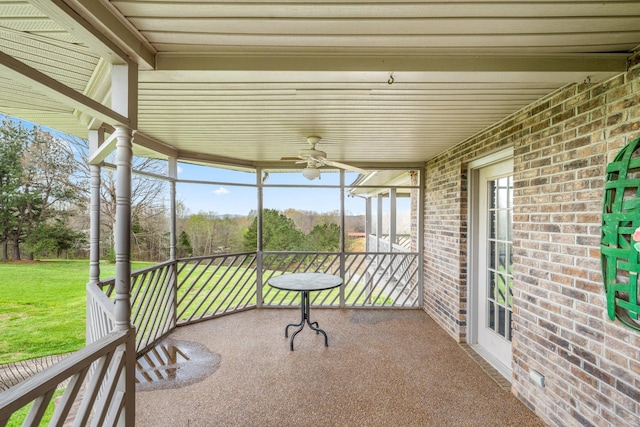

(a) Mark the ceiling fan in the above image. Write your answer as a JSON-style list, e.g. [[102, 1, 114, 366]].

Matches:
[[281, 136, 367, 180]]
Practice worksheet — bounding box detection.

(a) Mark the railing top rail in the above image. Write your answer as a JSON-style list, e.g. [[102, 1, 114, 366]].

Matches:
[[0, 330, 131, 414], [262, 251, 339, 255], [177, 252, 257, 262], [391, 244, 411, 253], [262, 250, 418, 255], [86, 281, 116, 311], [130, 259, 175, 276]]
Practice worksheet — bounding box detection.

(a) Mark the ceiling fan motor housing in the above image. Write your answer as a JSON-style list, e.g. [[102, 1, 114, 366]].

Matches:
[[299, 148, 326, 158]]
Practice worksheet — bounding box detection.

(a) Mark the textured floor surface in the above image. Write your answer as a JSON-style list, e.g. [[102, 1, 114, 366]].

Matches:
[[135, 308, 546, 427]]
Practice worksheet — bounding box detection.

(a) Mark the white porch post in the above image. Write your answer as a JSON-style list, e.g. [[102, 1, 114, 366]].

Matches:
[[112, 62, 137, 427], [389, 188, 397, 251], [111, 62, 136, 332], [256, 166, 264, 308], [88, 128, 103, 286], [365, 196, 372, 251], [376, 194, 383, 251], [339, 170, 346, 307], [364, 196, 373, 303], [168, 157, 178, 261], [168, 157, 178, 329], [86, 128, 102, 347], [113, 125, 133, 331]]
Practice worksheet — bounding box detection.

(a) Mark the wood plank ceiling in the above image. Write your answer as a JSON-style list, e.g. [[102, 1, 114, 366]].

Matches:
[[1, 1, 639, 168]]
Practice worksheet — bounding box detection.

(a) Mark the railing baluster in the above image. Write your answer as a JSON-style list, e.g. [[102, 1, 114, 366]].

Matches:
[[49, 367, 89, 426], [23, 387, 55, 426], [176, 258, 221, 319], [182, 257, 229, 322]]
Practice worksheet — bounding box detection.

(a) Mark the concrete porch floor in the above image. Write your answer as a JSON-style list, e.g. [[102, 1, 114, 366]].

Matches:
[[135, 308, 546, 427]]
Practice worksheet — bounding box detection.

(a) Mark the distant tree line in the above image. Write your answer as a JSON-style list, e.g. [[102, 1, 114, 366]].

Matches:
[[243, 208, 363, 252]]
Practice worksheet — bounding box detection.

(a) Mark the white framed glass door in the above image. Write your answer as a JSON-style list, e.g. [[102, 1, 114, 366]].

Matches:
[[475, 158, 513, 376]]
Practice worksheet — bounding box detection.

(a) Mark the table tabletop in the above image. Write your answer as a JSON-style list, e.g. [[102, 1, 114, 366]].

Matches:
[[268, 272, 343, 292]]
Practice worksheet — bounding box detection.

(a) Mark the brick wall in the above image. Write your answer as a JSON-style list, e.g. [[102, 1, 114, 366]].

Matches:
[[423, 53, 640, 426]]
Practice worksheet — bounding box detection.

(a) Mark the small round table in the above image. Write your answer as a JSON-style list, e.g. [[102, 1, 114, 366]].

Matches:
[[268, 272, 343, 351]]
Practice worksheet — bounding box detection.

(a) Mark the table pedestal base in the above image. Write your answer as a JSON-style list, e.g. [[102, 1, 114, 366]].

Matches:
[[285, 291, 328, 351]]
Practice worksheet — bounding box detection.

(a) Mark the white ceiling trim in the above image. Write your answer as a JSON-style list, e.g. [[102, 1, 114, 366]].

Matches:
[[0, 50, 129, 127], [154, 53, 629, 74]]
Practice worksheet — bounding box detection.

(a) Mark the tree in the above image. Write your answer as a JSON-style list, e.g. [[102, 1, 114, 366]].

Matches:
[[304, 223, 341, 251], [17, 130, 83, 260], [99, 157, 167, 257], [184, 212, 215, 255], [178, 230, 193, 257], [71, 135, 169, 260], [244, 209, 304, 251], [0, 119, 31, 260], [0, 118, 89, 260], [183, 212, 246, 256], [24, 218, 85, 258]]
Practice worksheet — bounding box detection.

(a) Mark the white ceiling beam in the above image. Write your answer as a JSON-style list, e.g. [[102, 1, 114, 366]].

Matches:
[[0, 50, 129, 128], [88, 132, 117, 165], [29, 0, 155, 68], [178, 150, 255, 171], [133, 131, 179, 159], [155, 53, 628, 74], [28, 0, 128, 65]]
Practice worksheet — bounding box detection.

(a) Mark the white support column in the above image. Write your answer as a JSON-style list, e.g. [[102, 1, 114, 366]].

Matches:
[[88, 129, 103, 285], [111, 61, 136, 333], [114, 125, 133, 332], [418, 168, 426, 308], [168, 158, 178, 261], [168, 157, 178, 331], [112, 64, 138, 129], [389, 188, 397, 251], [256, 167, 264, 308], [376, 194, 383, 252], [112, 60, 137, 427], [86, 128, 103, 347], [339, 170, 345, 308], [367, 196, 375, 305], [365, 197, 372, 251]]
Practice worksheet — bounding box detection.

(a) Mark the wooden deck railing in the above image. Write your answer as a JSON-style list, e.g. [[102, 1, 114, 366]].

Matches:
[[0, 329, 136, 426]]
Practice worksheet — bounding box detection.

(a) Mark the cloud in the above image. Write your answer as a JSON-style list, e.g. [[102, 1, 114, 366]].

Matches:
[[213, 186, 229, 195]]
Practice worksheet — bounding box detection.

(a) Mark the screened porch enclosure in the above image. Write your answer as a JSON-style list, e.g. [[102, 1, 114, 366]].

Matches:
[[1, 165, 424, 426], [89, 163, 424, 356]]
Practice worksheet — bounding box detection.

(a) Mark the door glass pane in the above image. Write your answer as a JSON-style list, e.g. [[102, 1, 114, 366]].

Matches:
[[485, 173, 513, 342], [488, 301, 495, 331], [488, 180, 497, 209], [489, 241, 497, 269], [498, 177, 509, 209], [488, 270, 496, 301], [489, 210, 497, 240], [498, 306, 506, 337], [498, 209, 508, 241]]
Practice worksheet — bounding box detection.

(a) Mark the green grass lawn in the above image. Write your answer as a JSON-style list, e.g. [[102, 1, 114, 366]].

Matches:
[[2, 258, 394, 365], [0, 259, 151, 365]]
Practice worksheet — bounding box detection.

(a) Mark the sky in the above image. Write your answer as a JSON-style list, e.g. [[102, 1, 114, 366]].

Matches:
[[175, 163, 373, 217]]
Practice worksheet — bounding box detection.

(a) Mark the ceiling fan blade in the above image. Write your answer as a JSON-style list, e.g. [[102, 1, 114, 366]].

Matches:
[[280, 156, 303, 161], [320, 159, 368, 175]]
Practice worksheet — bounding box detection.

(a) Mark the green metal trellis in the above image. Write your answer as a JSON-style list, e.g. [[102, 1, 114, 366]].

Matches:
[[601, 136, 640, 331]]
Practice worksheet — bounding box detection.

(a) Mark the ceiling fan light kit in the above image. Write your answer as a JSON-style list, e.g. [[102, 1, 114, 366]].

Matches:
[[302, 166, 321, 180]]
